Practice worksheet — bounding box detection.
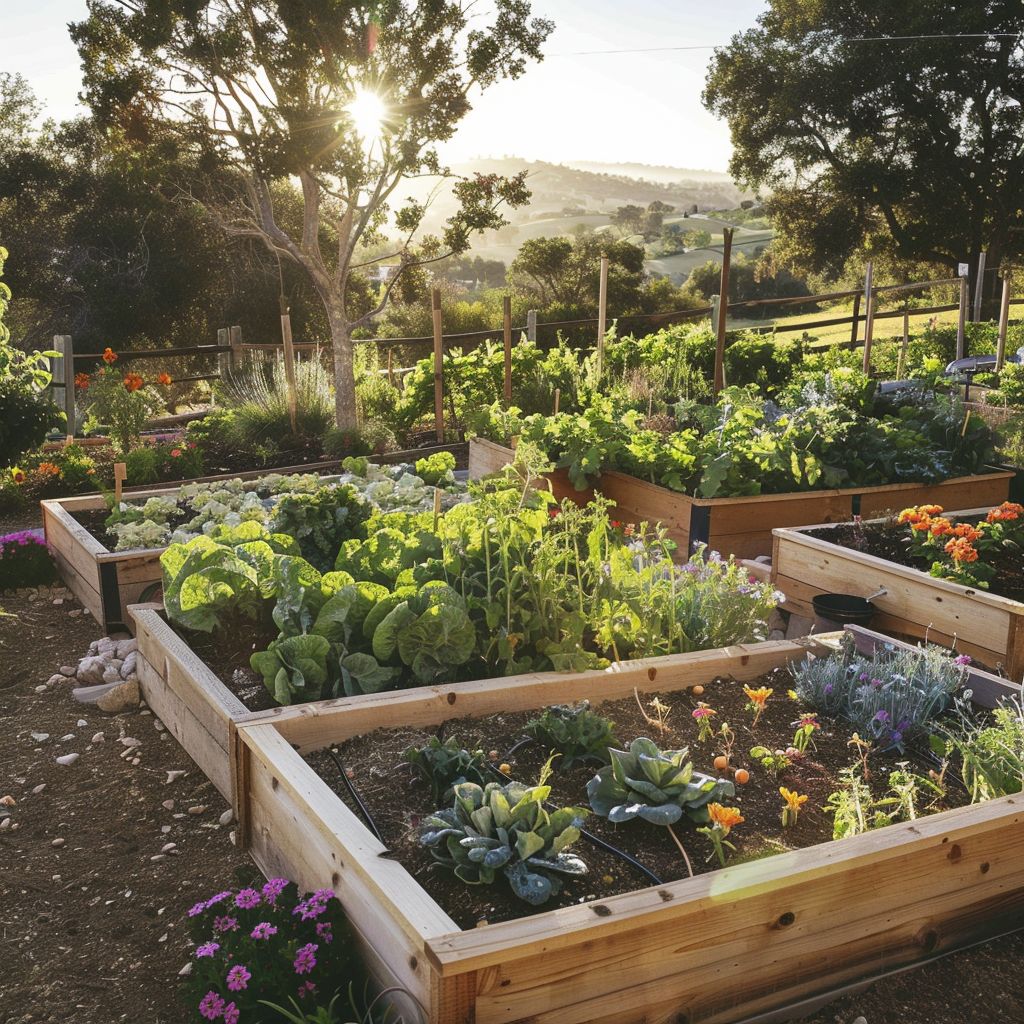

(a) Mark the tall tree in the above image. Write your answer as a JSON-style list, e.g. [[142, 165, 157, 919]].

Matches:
[[72, 1, 552, 428], [703, 2, 1024, 300]]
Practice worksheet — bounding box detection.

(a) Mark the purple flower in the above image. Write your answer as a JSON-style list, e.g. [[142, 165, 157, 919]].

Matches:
[[199, 991, 225, 1020], [214, 915, 239, 933], [188, 901, 207, 917], [251, 921, 278, 940], [858, 673, 869, 683], [293, 942, 318, 975], [205, 891, 232, 909], [261, 878, 288, 904], [196, 942, 220, 958], [890, 731, 904, 745], [954, 654, 972, 666], [823, 684, 834, 696], [315, 921, 333, 943], [226, 964, 251, 992], [293, 897, 328, 921], [873, 710, 890, 724], [235, 888, 261, 909], [896, 718, 911, 733], [223, 1003, 239, 1024], [298, 980, 317, 998]]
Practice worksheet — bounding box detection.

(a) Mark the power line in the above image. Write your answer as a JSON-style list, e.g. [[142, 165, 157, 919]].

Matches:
[[550, 32, 1022, 58]]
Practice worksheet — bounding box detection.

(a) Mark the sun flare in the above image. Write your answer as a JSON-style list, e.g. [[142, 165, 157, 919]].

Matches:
[[348, 87, 387, 145]]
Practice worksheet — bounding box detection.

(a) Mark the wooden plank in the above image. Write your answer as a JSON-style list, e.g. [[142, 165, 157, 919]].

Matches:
[[707, 490, 853, 537], [467, 438, 515, 479], [858, 472, 1011, 518], [42, 500, 105, 622]]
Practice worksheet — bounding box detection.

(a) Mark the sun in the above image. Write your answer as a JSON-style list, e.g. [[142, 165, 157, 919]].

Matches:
[[348, 87, 387, 146]]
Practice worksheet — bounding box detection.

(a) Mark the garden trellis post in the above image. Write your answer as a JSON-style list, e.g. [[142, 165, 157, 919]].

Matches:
[[956, 273, 969, 359], [217, 328, 230, 378], [849, 291, 861, 347], [996, 273, 1012, 372], [431, 288, 444, 442], [973, 251, 987, 323], [527, 309, 537, 343], [503, 294, 512, 406], [51, 335, 75, 437], [861, 286, 876, 374], [713, 228, 734, 394]]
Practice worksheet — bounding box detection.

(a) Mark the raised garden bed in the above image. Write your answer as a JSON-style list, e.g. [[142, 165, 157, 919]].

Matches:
[[469, 438, 1014, 560], [772, 514, 1024, 681], [230, 627, 1024, 1024]]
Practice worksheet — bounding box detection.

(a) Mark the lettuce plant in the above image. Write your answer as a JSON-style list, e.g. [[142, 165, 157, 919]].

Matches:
[[420, 779, 588, 905], [270, 483, 371, 571], [250, 634, 332, 704], [587, 737, 735, 826], [525, 702, 618, 769]]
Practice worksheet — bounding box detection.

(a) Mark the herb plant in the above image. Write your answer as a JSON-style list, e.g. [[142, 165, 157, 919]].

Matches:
[[937, 696, 1024, 802]]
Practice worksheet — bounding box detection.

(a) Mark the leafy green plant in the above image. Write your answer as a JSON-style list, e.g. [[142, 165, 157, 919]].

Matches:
[[420, 776, 588, 905], [826, 765, 922, 839], [414, 450, 457, 486], [251, 633, 333, 704], [525, 701, 618, 769], [82, 364, 165, 453], [749, 745, 791, 777], [403, 735, 487, 801], [271, 484, 371, 571], [936, 696, 1024, 801], [586, 737, 734, 825]]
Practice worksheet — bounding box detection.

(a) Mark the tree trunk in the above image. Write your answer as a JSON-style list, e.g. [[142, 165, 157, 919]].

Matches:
[[328, 308, 357, 431]]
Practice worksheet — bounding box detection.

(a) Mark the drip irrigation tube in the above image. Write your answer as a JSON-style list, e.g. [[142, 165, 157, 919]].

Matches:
[[326, 748, 384, 843]]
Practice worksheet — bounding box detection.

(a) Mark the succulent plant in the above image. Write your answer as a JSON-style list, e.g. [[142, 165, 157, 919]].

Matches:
[[403, 735, 488, 801], [525, 701, 619, 769], [586, 737, 735, 826], [419, 780, 588, 905]]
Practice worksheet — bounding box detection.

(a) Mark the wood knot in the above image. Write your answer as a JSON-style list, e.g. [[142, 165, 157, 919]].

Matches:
[[658, 890, 674, 902], [947, 843, 962, 863], [591, 904, 612, 917], [446, 692, 457, 705], [331, 872, 340, 886], [980, 862, 990, 874], [648, 668, 657, 681], [408, 956, 418, 971], [271, 777, 279, 790], [920, 929, 939, 953], [775, 911, 796, 928]]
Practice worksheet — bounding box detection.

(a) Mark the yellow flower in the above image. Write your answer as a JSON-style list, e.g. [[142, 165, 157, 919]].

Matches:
[[743, 686, 773, 708], [780, 787, 808, 813], [10, 467, 26, 484]]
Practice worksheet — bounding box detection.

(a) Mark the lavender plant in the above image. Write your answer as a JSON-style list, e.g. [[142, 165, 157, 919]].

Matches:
[[792, 639, 968, 750]]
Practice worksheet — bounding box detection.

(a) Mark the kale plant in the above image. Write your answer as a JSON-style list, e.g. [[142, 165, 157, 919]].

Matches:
[[403, 735, 487, 801], [525, 701, 618, 769]]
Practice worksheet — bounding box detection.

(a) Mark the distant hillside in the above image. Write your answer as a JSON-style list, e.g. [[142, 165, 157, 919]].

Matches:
[[561, 160, 736, 186]]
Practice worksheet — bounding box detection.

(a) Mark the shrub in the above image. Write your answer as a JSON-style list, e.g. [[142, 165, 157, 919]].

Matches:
[[322, 426, 372, 460], [81, 363, 165, 453], [183, 880, 368, 1024], [941, 696, 1024, 801], [124, 445, 160, 484], [0, 531, 57, 589], [993, 363, 1024, 408]]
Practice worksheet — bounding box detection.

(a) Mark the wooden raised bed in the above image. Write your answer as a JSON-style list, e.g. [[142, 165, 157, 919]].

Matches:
[[772, 515, 1024, 682], [230, 628, 1024, 1024], [469, 438, 1013, 560], [41, 446, 465, 632]]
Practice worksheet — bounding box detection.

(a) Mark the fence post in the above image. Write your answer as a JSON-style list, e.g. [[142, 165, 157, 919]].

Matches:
[[973, 250, 987, 323], [503, 294, 512, 406], [280, 308, 298, 434], [51, 334, 75, 437], [217, 328, 230, 377], [956, 273, 969, 359], [431, 288, 444, 442], [713, 228, 734, 394], [597, 255, 609, 379], [849, 291, 861, 347], [897, 308, 910, 379], [861, 289, 877, 374], [527, 309, 537, 343], [996, 274, 1012, 372], [230, 324, 243, 369]]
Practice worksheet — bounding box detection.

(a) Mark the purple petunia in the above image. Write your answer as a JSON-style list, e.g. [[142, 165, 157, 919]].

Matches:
[[251, 921, 278, 940], [199, 991, 225, 1020], [226, 964, 251, 992], [223, 1003, 239, 1024], [954, 654, 972, 666], [205, 891, 232, 909], [262, 878, 288, 904], [293, 942, 318, 975], [188, 901, 208, 917], [196, 942, 220, 958], [315, 921, 333, 944], [214, 915, 239, 933], [235, 888, 261, 909]]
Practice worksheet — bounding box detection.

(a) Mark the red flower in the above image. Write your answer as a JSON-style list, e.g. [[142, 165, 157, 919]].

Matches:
[[102, 347, 117, 364], [157, 372, 172, 386], [74, 372, 91, 391], [170, 448, 182, 458], [123, 372, 144, 392]]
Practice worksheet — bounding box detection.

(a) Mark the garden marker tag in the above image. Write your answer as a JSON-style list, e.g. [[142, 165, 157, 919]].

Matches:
[[433, 487, 441, 531], [65, 434, 74, 446], [114, 462, 127, 502], [958, 263, 970, 277]]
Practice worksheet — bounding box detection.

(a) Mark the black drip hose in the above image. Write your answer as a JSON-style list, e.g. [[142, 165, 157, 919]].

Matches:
[[327, 748, 384, 843]]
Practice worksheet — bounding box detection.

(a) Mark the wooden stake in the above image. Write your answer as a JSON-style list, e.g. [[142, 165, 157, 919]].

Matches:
[[433, 487, 442, 530], [217, 327, 230, 378], [113, 462, 127, 503], [503, 294, 512, 406], [228, 324, 243, 370], [597, 255, 609, 379], [897, 308, 910, 379], [996, 274, 1013, 372], [713, 228, 734, 394], [849, 290, 861, 347], [553, 388, 560, 415], [280, 310, 298, 434], [861, 288, 876, 374], [431, 288, 444, 442], [973, 251, 987, 323], [386, 348, 394, 387], [956, 275, 969, 359], [526, 309, 537, 343], [51, 334, 76, 438]]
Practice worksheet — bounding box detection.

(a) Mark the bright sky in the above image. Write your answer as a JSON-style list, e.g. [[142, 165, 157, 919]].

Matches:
[[1, 0, 766, 173]]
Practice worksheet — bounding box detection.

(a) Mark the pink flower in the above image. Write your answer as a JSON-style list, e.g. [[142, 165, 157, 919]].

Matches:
[[196, 942, 220, 958], [315, 921, 333, 943], [298, 981, 317, 999], [199, 991, 225, 1020], [234, 888, 261, 909], [261, 878, 288, 904], [293, 942, 318, 975], [188, 901, 207, 917], [226, 964, 251, 992], [205, 891, 232, 909], [251, 921, 278, 940], [214, 915, 239, 933], [223, 1003, 239, 1024]]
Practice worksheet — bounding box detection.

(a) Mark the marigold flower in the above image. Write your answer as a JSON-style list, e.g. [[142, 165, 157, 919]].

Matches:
[[896, 507, 922, 524], [910, 517, 933, 532], [123, 372, 144, 392], [928, 517, 953, 538], [157, 371, 173, 386], [780, 787, 809, 827], [944, 537, 979, 563], [706, 803, 744, 835], [37, 462, 60, 477], [951, 522, 982, 542], [919, 504, 943, 518], [988, 502, 1023, 523], [74, 372, 91, 390], [102, 347, 117, 364]]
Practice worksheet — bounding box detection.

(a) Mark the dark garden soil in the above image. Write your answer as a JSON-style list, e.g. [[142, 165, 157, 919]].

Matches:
[[808, 518, 1024, 602], [310, 669, 967, 931]]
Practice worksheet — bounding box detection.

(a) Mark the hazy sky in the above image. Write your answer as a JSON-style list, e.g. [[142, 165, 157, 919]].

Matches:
[[1, 0, 766, 172]]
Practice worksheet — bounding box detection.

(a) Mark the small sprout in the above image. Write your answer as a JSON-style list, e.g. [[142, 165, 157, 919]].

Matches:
[[692, 703, 717, 743], [791, 713, 820, 753], [848, 731, 873, 779], [716, 721, 736, 764], [403, 736, 487, 802], [743, 686, 773, 727], [780, 787, 809, 827], [525, 701, 618, 769], [697, 803, 744, 867]]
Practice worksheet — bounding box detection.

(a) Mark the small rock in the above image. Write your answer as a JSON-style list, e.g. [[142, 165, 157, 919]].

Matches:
[[0, 818, 10, 831], [119, 736, 141, 748], [178, 963, 192, 977], [55, 753, 80, 766], [150, 854, 166, 862], [34, 685, 47, 694], [47, 674, 65, 687], [228, 830, 236, 846], [131, 757, 140, 766], [0, 795, 15, 807], [218, 809, 234, 826], [53, 597, 64, 606], [59, 733, 76, 743], [30, 732, 49, 743], [120, 652, 137, 678], [76, 656, 107, 686], [852, 1018, 867, 1024], [97, 638, 116, 654], [161, 799, 175, 811], [165, 771, 186, 784], [116, 638, 138, 659], [102, 665, 123, 684], [161, 842, 176, 853], [161, 825, 171, 834], [187, 805, 207, 816], [91, 732, 105, 744], [77, 719, 87, 728], [32, 784, 46, 795], [69, 609, 82, 618], [153, 719, 166, 733], [51, 838, 65, 848], [95, 679, 140, 714], [59, 666, 76, 677]]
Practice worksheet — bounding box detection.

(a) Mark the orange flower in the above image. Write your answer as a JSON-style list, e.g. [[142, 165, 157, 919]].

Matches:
[[780, 787, 809, 826], [37, 462, 60, 478], [707, 803, 744, 835], [987, 502, 1023, 523], [123, 372, 144, 392], [951, 522, 982, 543], [944, 537, 979, 563], [102, 347, 118, 364], [74, 372, 91, 391], [919, 504, 944, 518], [910, 517, 934, 532], [897, 508, 922, 525], [157, 372, 173, 386], [929, 518, 954, 538], [743, 685, 773, 707]]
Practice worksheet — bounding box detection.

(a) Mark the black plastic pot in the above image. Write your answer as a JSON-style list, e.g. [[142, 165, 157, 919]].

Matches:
[[812, 593, 877, 628]]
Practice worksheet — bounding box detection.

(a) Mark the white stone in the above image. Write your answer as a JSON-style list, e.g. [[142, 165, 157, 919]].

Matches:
[[218, 809, 234, 826], [165, 770, 186, 784], [77, 719, 87, 728], [116, 638, 138, 659], [32, 784, 46, 795], [91, 732, 105, 744], [161, 824, 171, 834], [120, 652, 137, 678], [76, 656, 107, 686], [119, 736, 141, 748], [178, 963, 192, 977], [55, 753, 79, 766], [161, 842, 176, 853], [187, 805, 207, 816], [30, 732, 49, 743], [102, 664, 123, 684], [34, 685, 47, 694], [51, 838, 65, 848], [150, 854, 166, 862], [97, 638, 116, 654], [161, 799, 175, 810], [47, 674, 65, 687], [59, 733, 75, 743], [0, 819, 10, 831]]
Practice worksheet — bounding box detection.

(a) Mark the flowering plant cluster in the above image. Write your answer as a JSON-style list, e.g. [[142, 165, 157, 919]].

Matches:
[[184, 879, 363, 1024], [79, 357, 172, 453], [0, 530, 57, 590], [897, 502, 1024, 589]]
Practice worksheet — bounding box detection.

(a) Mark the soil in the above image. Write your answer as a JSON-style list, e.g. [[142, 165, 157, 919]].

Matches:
[[310, 668, 966, 931], [808, 516, 1024, 602]]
